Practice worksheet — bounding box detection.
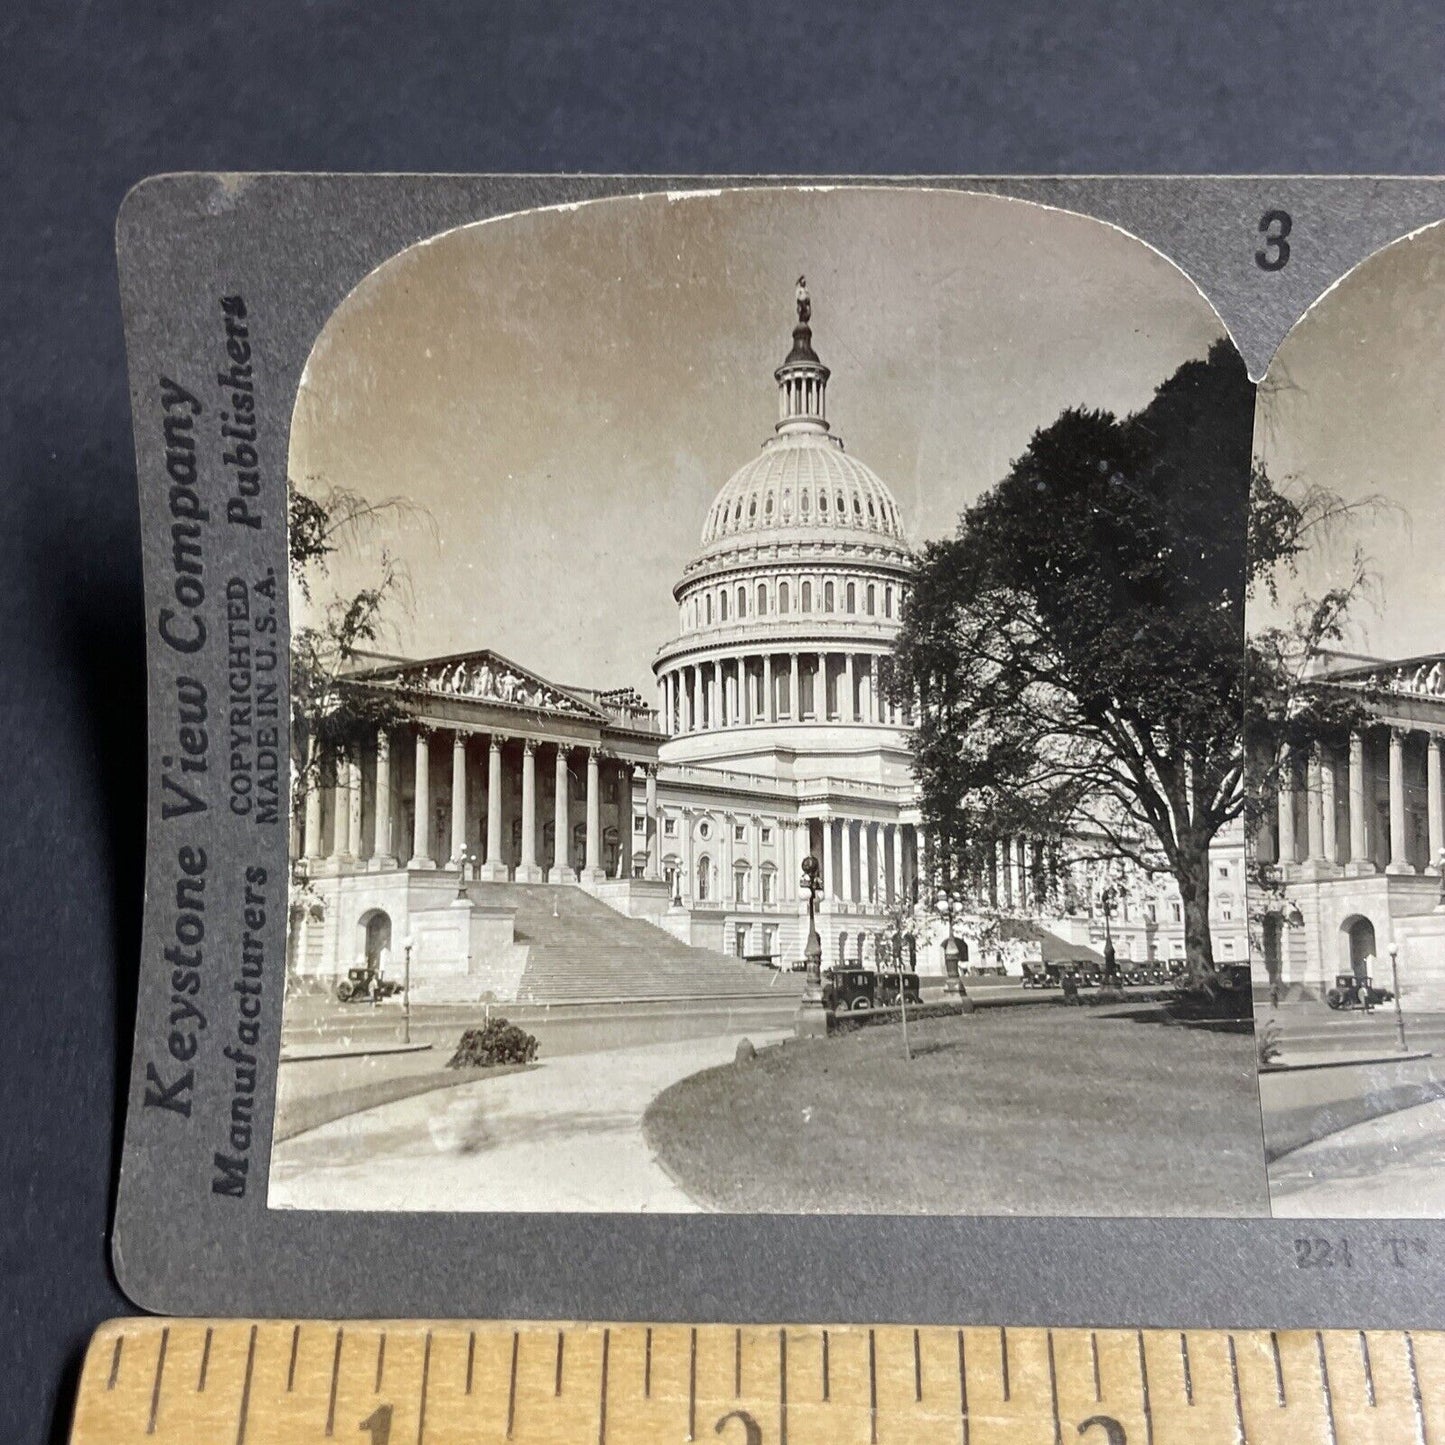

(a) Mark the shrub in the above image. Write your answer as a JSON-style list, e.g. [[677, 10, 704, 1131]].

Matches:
[[448, 1018, 539, 1069], [1257, 1018, 1283, 1069]]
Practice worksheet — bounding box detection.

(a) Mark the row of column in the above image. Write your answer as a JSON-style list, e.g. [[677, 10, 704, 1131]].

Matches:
[[813, 818, 920, 908], [300, 729, 659, 883], [1277, 727, 1444, 876], [658, 651, 904, 735]]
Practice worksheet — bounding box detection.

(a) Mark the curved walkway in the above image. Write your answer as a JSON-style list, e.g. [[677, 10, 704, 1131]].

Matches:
[[1270, 1095, 1445, 1216], [268, 1031, 785, 1213]]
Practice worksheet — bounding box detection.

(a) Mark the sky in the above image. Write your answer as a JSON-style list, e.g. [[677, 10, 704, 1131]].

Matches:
[[1253, 219, 1445, 661], [291, 186, 1231, 697]]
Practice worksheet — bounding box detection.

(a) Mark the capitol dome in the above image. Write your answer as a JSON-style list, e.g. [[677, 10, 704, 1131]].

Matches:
[[653, 280, 916, 762], [700, 435, 908, 547]]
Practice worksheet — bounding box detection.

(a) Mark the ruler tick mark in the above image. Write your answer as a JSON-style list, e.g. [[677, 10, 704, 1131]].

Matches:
[[1406, 1332, 1428, 1445], [418, 1331, 432, 1445], [1090, 1330, 1101, 1402], [735, 1327, 742, 1396], [1227, 1335, 1245, 1445], [466, 1331, 475, 1396], [821, 1330, 829, 1402], [1316, 1332, 1338, 1445], [914, 1328, 922, 1402], [555, 1330, 565, 1396], [1358, 1331, 1375, 1407], [1000, 1326, 1010, 1402], [1136, 1331, 1154, 1445], [326, 1328, 343, 1438], [198, 1327, 213, 1392], [688, 1328, 697, 1440], [507, 1331, 519, 1440], [1270, 1330, 1285, 1406], [1047, 1330, 1062, 1445], [868, 1329, 878, 1445], [778, 1329, 788, 1445], [376, 1332, 388, 1392], [147, 1326, 169, 1435], [107, 1335, 123, 1391], [957, 1330, 969, 1445], [287, 1324, 300, 1392], [598, 1328, 610, 1445], [1180, 1332, 1194, 1405], [644, 1327, 652, 1398], [234, 1324, 258, 1445]]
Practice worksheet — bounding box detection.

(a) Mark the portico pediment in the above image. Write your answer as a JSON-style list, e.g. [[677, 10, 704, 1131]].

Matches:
[[356, 650, 606, 721]]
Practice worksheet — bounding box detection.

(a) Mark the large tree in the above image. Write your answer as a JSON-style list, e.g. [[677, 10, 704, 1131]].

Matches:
[[892, 340, 1334, 984]]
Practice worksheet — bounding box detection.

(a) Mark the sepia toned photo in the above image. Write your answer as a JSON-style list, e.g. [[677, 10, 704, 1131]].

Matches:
[[1250, 220, 1445, 1216], [267, 187, 1269, 1216]]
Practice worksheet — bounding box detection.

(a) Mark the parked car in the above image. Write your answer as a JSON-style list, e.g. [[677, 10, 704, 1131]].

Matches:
[[336, 965, 404, 1004], [821, 966, 921, 1012], [1325, 973, 1394, 1011]]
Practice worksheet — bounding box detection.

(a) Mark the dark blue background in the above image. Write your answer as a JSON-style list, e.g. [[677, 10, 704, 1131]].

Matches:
[[3, 3, 1442, 1439]]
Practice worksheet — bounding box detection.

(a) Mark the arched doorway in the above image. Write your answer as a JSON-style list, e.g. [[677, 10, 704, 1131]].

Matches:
[[359, 909, 392, 972], [1343, 915, 1377, 978], [696, 854, 711, 902]]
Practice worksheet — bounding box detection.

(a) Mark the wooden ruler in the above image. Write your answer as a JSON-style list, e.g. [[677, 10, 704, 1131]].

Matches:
[[68, 1319, 1443, 1443]]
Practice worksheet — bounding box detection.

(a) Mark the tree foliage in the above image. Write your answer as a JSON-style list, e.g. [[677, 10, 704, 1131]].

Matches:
[[288, 479, 428, 801], [891, 341, 1284, 978]]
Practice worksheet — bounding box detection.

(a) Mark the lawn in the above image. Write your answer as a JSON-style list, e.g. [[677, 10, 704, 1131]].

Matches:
[[643, 1007, 1269, 1216]]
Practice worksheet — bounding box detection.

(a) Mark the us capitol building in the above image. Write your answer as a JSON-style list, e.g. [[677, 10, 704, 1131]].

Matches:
[[290, 287, 1245, 998]]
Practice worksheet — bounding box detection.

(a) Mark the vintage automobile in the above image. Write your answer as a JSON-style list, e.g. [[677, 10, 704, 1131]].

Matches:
[[336, 965, 405, 1004], [1168, 961, 1253, 1022], [822, 966, 921, 1012], [1325, 973, 1395, 1011]]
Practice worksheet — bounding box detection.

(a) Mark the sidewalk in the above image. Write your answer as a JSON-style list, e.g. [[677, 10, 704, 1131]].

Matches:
[[268, 1030, 787, 1213], [1270, 1095, 1445, 1216]]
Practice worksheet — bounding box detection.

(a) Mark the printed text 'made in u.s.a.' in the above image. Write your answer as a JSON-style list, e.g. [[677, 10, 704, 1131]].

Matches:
[[225, 571, 281, 822]]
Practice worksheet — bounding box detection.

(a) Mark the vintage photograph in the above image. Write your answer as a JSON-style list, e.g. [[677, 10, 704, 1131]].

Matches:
[[268, 187, 1269, 1215], [1250, 219, 1445, 1216]]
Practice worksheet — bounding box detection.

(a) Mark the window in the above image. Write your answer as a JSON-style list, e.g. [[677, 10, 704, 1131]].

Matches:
[[779, 581, 790, 614], [705, 594, 713, 624], [663, 816, 677, 837], [696, 855, 711, 901], [1145, 902, 1158, 924], [801, 490, 810, 515], [757, 583, 767, 615], [760, 826, 773, 844], [734, 823, 746, 843], [819, 491, 828, 514], [885, 585, 894, 618], [733, 866, 748, 904], [761, 870, 774, 904], [801, 581, 812, 612], [698, 820, 711, 840], [1221, 939, 1236, 958], [846, 582, 856, 613], [1219, 895, 1234, 921], [1171, 903, 1182, 923], [824, 581, 835, 611], [866, 584, 876, 616], [720, 590, 729, 621], [633, 813, 646, 835], [737, 585, 747, 617], [1217, 864, 1230, 880]]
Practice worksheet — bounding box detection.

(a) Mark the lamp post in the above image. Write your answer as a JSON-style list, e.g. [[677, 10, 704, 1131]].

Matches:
[[1389, 941, 1408, 1053], [456, 847, 477, 898], [402, 934, 414, 1045], [796, 854, 828, 1037]]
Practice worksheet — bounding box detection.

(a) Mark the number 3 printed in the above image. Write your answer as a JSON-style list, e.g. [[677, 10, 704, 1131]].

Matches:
[[1256, 209, 1292, 271]]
